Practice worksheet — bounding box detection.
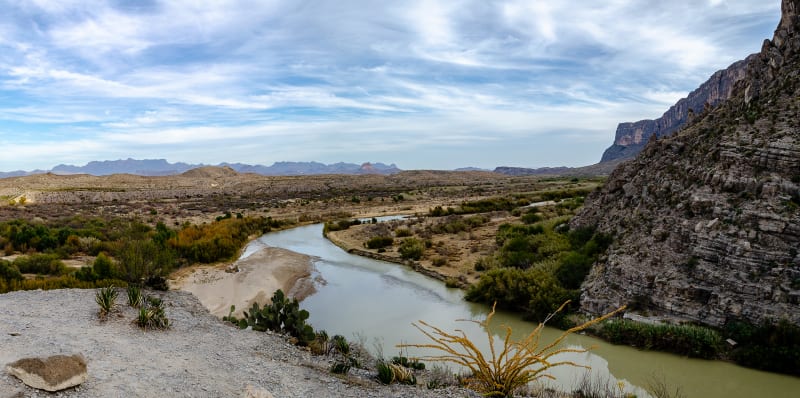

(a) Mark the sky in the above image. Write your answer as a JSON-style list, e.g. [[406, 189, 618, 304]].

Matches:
[[0, 0, 781, 171]]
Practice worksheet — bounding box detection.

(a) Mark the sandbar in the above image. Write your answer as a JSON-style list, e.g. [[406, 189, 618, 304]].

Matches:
[[171, 246, 318, 318]]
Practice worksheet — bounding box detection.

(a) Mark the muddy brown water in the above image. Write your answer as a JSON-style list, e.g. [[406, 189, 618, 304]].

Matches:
[[250, 222, 800, 398]]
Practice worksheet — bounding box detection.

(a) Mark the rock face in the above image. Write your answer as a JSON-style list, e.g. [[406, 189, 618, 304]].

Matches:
[[600, 56, 754, 163], [573, 0, 800, 328], [6, 354, 88, 392]]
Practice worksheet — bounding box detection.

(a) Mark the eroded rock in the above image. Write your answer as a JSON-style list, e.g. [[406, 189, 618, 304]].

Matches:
[[6, 354, 88, 392]]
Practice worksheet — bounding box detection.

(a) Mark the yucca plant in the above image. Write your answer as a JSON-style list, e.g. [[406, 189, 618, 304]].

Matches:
[[126, 285, 143, 308], [135, 295, 170, 330], [95, 286, 118, 319], [400, 301, 624, 397]]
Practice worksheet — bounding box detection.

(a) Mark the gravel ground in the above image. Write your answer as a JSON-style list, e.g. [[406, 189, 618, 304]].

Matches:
[[0, 289, 479, 398]]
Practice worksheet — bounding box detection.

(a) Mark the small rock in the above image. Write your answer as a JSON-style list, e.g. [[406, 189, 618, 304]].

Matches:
[[6, 354, 88, 392], [243, 384, 275, 398]]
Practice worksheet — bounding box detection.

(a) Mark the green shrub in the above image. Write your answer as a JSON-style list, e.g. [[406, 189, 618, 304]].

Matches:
[[597, 320, 722, 359], [555, 252, 594, 289], [466, 268, 575, 322], [0, 260, 22, 281], [724, 319, 800, 375], [399, 238, 425, 260], [366, 236, 394, 249], [93, 252, 115, 280], [74, 266, 98, 282], [394, 228, 412, 237], [13, 254, 67, 276], [521, 212, 542, 224]]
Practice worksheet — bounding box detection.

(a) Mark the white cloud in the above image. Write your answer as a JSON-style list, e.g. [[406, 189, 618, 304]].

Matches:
[[0, 0, 783, 171]]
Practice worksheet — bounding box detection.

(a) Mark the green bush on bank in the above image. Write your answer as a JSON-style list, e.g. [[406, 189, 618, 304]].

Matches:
[[366, 236, 394, 249], [596, 319, 723, 359], [398, 238, 425, 260], [724, 319, 800, 375]]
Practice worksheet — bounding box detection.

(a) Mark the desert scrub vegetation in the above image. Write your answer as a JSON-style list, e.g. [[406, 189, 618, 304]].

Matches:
[[398, 237, 425, 260], [0, 215, 289, 293], [400, 302, 624, 397], [466, 217, 611, 324]]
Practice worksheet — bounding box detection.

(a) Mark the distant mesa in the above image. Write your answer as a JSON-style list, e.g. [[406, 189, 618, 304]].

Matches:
[[599, 54, 755, 163]]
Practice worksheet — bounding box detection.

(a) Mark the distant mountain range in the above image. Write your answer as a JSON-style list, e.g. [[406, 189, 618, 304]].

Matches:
[[0, 159, 402, 178]]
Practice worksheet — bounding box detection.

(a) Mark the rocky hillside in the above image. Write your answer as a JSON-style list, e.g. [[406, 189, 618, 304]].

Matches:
[[573, 0, 800, 328], [600, 55, 755, 163]]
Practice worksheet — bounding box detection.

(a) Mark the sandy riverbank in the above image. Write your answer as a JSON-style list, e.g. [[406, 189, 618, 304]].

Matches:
[[170, 246, 318, 318]]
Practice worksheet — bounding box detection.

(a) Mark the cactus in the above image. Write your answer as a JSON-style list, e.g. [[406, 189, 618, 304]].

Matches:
[[238, 289, 315, 346]]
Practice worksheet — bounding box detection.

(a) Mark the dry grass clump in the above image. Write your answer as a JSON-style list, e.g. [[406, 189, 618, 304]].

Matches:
[[400, 302, 624, 397]]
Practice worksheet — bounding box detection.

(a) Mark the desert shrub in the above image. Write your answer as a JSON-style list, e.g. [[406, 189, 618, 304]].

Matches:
[[537, 187, 592, 201], [431, 257, 447, 267], [93, 252, 115, 280], [0, 260, 22, 281], [366, 236, 394, 249], [399, 238, 425, 260], [95, 286, 118, 318], [400, 302, 624, 397], [0, 276, 123, 294], [116, 239, 175, 283], [12, 254, 67, 276], [169, 216, 273, 263], [466, 267, 575, 323], [429, 206, 455, 217], [394, 228, 412, 237], [555, 252, 594, 289], [323, 219, 361, 234], [495, 224, 544, 246], [521, 212, 542, 224], [74, 266, 98, 282]]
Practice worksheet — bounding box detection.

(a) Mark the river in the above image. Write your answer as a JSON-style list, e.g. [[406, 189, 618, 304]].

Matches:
[[247, 222, 800, 398]]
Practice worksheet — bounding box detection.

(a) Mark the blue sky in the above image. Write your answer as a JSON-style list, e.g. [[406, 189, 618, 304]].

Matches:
[[0, 0, 780, 171]]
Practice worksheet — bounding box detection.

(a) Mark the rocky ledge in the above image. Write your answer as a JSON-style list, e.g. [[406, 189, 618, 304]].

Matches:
[[0, 289, 476, 397]]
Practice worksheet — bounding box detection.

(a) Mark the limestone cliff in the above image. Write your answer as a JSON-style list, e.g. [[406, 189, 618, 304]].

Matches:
[[600, 56, 754, 163], [573, 0, 800, 328]]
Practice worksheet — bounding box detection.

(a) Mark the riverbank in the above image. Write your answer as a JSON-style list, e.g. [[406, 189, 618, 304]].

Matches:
[[170, 245, 318, 318], [0, 289, 478, 397], [325, 222, 478, 287]]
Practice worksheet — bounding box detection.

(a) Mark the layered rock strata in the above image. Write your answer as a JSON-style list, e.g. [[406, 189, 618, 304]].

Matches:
[[573, 0, 800, 328]]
